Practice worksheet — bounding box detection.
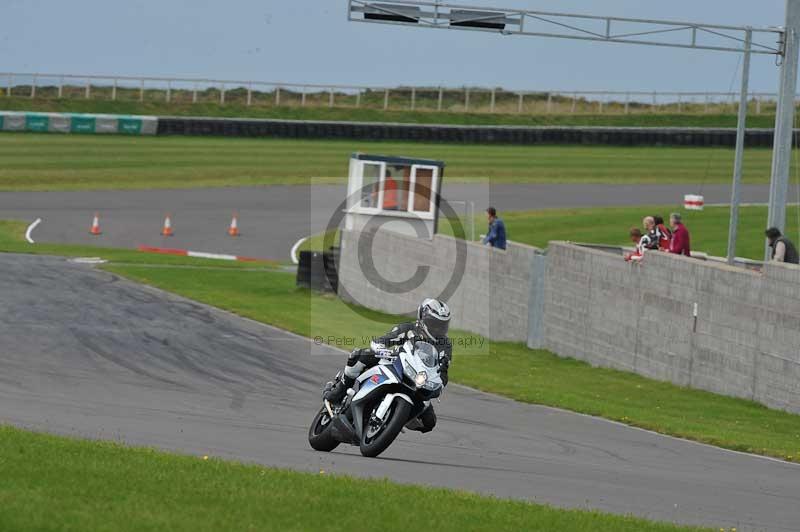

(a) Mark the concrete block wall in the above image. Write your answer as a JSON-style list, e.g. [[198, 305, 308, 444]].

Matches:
[[337, 229, 540, 342], [543, 242, 800, 414], [337, 231, 800, 413]]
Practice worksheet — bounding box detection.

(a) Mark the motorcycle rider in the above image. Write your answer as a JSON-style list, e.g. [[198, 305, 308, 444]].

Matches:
[[324, 298, 453, 408]]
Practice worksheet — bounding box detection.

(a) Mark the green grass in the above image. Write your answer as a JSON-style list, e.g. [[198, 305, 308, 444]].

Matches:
[[0, 95, 777, 128], [304, 204, 800, 262], [0, 220, 275, 269], [484, 204, 800, 261], [0, 132, 785, 190], [3, 219, 800, 461], [0, 426, 710, 532]]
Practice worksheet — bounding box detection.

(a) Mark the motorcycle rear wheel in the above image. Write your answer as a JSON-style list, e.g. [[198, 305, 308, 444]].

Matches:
[[308, 407, 339, 452], [359, 397, 411, 458]]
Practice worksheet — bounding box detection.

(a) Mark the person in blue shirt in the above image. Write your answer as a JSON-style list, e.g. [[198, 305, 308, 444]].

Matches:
[[482, 206, 507, 250]]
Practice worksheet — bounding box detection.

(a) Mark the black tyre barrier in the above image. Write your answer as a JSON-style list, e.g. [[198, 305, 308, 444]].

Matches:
[[296, 250, 338, 293], [157, 117, 797, 147]]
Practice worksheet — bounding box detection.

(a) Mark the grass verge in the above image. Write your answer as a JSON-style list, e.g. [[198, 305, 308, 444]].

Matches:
[[0, 220, 275, 269], [0, 95, 777, 128], [0, 132, 785, 190], [0, 426, 710, 532], [3, 219, 799, 461], [304, 204, 800, 262]]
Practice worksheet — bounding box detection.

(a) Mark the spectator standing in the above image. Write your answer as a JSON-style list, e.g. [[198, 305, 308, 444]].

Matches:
[[668, 213, 691, 257], [653, 215, 672, 251], [482, 207, 507, 250], [766, 227, 800, 264], [642, 217, 660, 250]]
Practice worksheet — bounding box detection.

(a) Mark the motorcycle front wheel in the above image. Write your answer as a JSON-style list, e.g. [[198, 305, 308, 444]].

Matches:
[[359, 396, 411, 458], [308, 407, 339, 452]]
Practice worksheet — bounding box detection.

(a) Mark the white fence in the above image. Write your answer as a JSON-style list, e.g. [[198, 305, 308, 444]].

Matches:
[[0, 72, 791, 115]]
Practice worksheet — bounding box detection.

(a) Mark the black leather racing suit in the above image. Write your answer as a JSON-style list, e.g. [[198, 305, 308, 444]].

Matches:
[[343, 321, 452, 385]]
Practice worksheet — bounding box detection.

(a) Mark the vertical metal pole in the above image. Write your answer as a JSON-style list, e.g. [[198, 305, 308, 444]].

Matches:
[[247, 84, 252, 106], [598, 99, 604, 114], [301, 87, 307, 107], [220, 83, 226, 104], [652, 91, 657, 112], [490, 88, 496, 112], [140, 79, 144, 102], [704, 92, 710, 113], [464, 88, 470, 111], [571, 92, 577, 113], [85, 80, 91, 99], [192, 83, 197, 104], [518, 93, 524, 113], [58, 76, 63, 99], [624, 92, 630, 114], [677, 94, 682, 113], [275, 86, 281, 106], [30, 75, 36, 99], [356, 90, 361, 107], [727, 29, 752, 265], [411, 87, 416, 110], [546, 92, 551, 113], [112, 78, 117, 101], [438, 87, 443, 111], [7, 74, 12, 97], [329, 89, 334, 108], [383, 89, 389, 110], [767, 0, 800, 259], [166, 80, 171, 103]]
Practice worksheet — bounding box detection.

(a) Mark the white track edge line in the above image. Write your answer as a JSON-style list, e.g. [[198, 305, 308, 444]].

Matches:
[[290, 236, 308, 265], [25, 218, 42, 244]]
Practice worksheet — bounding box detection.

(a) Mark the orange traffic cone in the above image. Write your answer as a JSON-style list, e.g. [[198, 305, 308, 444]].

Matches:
[[161, 215, 174, 237], [89, 213, 102, 235], [228, 213, 240, 237]]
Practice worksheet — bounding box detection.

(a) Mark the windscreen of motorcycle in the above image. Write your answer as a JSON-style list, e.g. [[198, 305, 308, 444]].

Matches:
[[414, 341, 439, 368]]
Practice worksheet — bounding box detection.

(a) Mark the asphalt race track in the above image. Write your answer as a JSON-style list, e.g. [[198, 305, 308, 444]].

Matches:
[[1, 253, 798, 531], [0, 183, 793, 261]]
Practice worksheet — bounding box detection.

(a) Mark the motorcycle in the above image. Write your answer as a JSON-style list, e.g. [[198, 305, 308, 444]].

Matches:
[[308, 339, 444, 458]]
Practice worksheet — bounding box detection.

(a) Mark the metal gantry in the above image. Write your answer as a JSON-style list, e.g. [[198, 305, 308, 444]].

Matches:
[[349, 0, 800, 264]]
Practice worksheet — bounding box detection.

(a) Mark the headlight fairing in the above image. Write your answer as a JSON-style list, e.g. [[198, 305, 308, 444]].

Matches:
[[402, 359, 417, 382]]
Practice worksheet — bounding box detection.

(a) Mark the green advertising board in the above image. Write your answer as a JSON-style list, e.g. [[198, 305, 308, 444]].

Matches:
[[25, 114, 49, 132], [70, 115, 96, 133], [0, 114, 4, 130], [117, 118, 143, 135]]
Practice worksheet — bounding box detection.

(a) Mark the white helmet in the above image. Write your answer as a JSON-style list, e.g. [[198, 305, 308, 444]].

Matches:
[[417, 298, 451, 339]]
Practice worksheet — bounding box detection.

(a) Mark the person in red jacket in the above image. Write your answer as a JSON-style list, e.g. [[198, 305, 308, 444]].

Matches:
[[669, 212, 691, 257], [653, 215, 672, 251]]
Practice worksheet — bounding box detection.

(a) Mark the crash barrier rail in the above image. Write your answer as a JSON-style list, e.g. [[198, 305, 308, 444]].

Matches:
[[0, 110, 157, 135], [3, 110, 797, 146], [338, 229, 800, 414], [1, 72, 796, 116]]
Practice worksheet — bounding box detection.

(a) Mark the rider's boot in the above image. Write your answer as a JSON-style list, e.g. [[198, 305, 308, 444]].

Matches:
[[324, 375, 354, 404]]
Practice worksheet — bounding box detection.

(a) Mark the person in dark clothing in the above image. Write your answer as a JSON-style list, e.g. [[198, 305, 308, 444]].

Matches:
[[766, 227, 800, 264], [482, 206, 507, 250], [324, 298, 453, 405]]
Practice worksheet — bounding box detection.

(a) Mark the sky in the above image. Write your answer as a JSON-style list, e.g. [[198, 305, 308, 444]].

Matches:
[[0, 0, 793, 93]]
